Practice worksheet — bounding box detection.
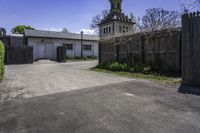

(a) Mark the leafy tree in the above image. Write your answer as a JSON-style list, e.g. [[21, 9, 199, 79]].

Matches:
[[11, 25, 35, 34], [136, 8, 181, 32], [62, 28, 70, 33]]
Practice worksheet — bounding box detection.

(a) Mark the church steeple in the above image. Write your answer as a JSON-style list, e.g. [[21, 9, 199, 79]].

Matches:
[[109, 0, 122, 13]]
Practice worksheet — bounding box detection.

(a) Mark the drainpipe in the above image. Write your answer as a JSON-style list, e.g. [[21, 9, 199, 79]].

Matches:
[[81, 31, 83, 58]]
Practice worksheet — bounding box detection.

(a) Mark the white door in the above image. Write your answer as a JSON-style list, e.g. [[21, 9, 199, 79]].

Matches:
[[45, 44, 54, 59], [39, 44, 46, 59]]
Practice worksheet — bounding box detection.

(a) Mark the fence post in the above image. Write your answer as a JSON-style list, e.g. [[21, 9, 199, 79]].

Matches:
[[116, 45, 119, 62], [98, 42, 102, 64], [141, 35, 145, 64]]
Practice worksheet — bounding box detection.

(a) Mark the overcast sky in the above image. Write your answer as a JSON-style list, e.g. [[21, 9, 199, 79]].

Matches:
[[0, 0, 194, 34]]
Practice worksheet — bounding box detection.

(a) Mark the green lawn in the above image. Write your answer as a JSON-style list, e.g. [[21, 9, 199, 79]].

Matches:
[[93, 68, 182, 84]]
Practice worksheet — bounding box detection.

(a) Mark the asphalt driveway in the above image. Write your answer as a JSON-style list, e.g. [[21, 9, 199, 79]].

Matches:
[[0, 60, 199, 133], [0, 60, 133, 102]]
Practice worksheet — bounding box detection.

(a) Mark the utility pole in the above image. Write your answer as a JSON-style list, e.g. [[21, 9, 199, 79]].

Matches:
[[81, 31, 83, 58]]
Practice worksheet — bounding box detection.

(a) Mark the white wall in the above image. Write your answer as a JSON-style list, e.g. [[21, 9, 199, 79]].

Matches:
[[28, 37, 99, 60]]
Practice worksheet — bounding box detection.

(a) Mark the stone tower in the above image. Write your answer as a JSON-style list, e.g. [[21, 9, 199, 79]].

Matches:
[[99, 0, 135, 38]]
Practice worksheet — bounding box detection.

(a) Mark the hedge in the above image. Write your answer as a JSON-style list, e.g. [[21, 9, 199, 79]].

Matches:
[[0, 41, 4, 81], [96, 61, 180, 76]]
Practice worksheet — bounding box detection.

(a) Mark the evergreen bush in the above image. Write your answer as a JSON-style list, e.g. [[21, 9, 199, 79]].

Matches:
[[0, 41, 4, 81]]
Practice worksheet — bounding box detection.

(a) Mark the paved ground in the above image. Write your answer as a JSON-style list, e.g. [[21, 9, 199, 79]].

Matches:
[[0, 60, 133, 102], [0, 60, 199, 133]]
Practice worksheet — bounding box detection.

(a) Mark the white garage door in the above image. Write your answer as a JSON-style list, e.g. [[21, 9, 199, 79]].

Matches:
[[38, 44, 54, 60], [45, 44, 54, 59]]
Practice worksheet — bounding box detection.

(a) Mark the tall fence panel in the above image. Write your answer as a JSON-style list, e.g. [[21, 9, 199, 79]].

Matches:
[[99, 42, 116, 64], [99, 28, 181, 73], [6, 46, 33, 64], [180, 12, 200, 95]]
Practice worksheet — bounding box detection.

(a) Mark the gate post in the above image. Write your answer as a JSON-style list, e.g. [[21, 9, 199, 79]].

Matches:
[[179, 12, 200, 95]]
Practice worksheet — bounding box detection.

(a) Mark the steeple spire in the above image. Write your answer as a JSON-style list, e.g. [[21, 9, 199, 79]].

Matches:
[[109, 0, 122, 13]]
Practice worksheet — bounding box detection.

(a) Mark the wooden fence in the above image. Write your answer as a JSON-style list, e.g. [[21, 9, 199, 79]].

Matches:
[[5, 46, 33, 64], [0, 36, 34, 64], [180, 12, 200, 95], [99, 28, 181, 73], [57, 46, 66, 62]]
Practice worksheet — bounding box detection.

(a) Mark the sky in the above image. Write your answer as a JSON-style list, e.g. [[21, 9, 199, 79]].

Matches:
[[0, 0, 194, 34]]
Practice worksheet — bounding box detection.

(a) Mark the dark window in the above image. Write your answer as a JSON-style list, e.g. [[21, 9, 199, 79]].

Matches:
[[106, 27, 108, 34], [114, 3, 118, 8], [103, 28, 106, 35], [126, 27, 129, 32], [112, 3, 114, 9], [109, 26, 111, 33], [123, 26, 125, 33], [83, 45, 92, 51], [64, 44, 73, 50], [117, 3, 120, 9], [119, 26, 122, 33]]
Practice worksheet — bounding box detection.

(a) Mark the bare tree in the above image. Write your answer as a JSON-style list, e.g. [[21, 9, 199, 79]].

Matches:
[[90, 10, 109, 33], [180, 0, 200, 13], [136, 8, 181, 32], [135, 8, 181, 67]]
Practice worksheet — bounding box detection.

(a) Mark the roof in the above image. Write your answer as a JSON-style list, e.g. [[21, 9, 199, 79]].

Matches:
[[24, 29, 99, 41], [10, 34, 23, 37], [99, 12, 135, 25]]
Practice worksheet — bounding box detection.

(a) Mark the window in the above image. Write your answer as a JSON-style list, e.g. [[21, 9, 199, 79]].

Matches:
[[106, 27, 108, 34], [83, 45, 92, 51], [126, 27, 129, 32], [63, 44, 73, 50], [119, 26, 122, 33], [103, 26, 111, 35], [114, 3, 118, 8], [109, 26, 111, 33], [123, 26, 126, 33], [112, 3, 114, 9], [119, 26, 129, 33], [117, 3, 120, 9]]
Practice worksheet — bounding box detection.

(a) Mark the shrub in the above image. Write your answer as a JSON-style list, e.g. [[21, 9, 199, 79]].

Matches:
[[97, 61, 152, 74], [108, 62, 129, 71], [96, 61, 180, 78], [0, 41, 4, 81], [97, 61, 129, 72], [143, 66, 152, 74]]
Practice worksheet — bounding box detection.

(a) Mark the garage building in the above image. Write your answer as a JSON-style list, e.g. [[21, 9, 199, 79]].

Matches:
[[24, 29, 99, 61]]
